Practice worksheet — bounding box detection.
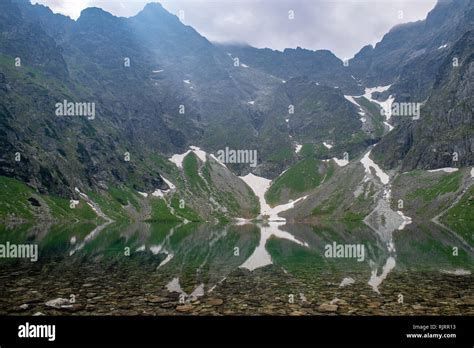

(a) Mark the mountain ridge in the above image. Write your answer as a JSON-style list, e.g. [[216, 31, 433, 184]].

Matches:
[[0, 0, 472, 223]]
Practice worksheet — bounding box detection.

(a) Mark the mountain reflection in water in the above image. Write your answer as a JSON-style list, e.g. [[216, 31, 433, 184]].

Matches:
[[0, 221, 472, 315]]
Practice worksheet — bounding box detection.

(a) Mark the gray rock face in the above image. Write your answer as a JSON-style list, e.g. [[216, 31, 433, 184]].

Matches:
[[373, 30, 474, 170], [350, 0, 474, 101]]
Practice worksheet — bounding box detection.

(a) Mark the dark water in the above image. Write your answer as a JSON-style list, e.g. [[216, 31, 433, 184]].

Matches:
[[0, 220, 472, 315]]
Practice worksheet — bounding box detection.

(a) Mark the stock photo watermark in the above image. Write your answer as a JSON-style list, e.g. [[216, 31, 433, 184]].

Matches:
[[55, 100, 96, 120]]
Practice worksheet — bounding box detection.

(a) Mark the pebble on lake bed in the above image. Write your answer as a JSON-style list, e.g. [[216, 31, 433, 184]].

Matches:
[[45, 298, 72, 309], [318, 303, 338, 312]]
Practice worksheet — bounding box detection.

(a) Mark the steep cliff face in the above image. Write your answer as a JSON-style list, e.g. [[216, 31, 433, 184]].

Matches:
[[372, 30, 473, 170], [350, 0, 474, 102], [217, 44, 364, 95]]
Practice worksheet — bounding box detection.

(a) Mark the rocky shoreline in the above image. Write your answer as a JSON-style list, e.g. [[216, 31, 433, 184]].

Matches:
[[1, 261, 472, 316]]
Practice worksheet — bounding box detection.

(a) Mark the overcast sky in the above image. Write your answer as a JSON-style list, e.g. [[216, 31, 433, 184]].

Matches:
[[31, 0, 437, 59]]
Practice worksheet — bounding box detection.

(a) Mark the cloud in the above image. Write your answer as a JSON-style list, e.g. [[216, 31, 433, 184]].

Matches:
[[31, 0, 437, 58], [33, 0, 94, 20]]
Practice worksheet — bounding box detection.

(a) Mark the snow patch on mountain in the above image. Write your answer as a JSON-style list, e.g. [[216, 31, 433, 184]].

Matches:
[[343, 95, 359, 106], [428, 167, 459, 173], [74, 187, 111, 221], [151, 190, 163, 198], [323, 142, 333, 149], [150, 176, 176, 198], [169, 151, 191, 168], [360, 150, 389, 185], [169, 146, 208, 168], [384, 121, 394, 131], [343, 95, 368, 123], [189, 146, 207, 162], [209, 154, 228, 168], [365, 85, 391, 94], [239, 173, 308, 221], [363, 85, 394, 121], [332, 157, 349, 167], [161, 176, 176, 190]]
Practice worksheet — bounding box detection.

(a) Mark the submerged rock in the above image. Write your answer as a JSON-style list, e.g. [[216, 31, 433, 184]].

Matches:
[[45, 298, 72, 309], [206, 298, 224, 306], [318, 303, 338, 312], [176, 304, 194, 313]]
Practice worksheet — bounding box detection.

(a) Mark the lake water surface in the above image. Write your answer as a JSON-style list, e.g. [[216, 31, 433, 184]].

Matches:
[[0, 220, 472, 315]]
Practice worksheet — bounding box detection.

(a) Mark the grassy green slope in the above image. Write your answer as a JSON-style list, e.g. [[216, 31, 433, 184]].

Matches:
[[0, 176, 97, 221], [266, 158, 334, 206], [440, 185, 474, 246]]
